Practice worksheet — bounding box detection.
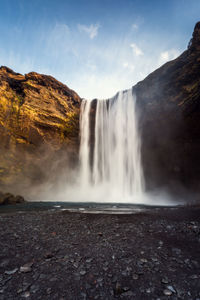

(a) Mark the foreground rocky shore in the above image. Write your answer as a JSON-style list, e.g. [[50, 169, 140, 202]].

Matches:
[[0, 204, 200, 299]]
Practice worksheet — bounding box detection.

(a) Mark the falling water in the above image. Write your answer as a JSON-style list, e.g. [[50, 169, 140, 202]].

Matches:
[[79, 99, 92, 187], [79, 89, 145, 203]]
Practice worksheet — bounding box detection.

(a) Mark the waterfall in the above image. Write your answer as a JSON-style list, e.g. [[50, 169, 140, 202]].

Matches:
[[79, 99, 92, 187], [79, 89, 145, 203]]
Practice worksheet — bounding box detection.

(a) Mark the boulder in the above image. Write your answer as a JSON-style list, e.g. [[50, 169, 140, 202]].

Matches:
[[0, 191, 25, 205]]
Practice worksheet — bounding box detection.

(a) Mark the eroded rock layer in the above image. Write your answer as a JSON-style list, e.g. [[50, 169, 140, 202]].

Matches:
[[0, 67, 81, 190]]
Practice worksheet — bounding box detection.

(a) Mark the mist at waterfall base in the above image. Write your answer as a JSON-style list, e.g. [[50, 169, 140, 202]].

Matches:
[[34, 88, 177, 206]]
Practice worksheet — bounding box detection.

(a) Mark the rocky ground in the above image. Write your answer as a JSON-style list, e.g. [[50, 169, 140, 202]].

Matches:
[[0, 204, 200, 300]]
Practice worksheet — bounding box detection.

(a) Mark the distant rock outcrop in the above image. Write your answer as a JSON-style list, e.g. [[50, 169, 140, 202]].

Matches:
[[0, 67, 81, 190], [0, 191, 25, 205], [134, 21, 200, 196]]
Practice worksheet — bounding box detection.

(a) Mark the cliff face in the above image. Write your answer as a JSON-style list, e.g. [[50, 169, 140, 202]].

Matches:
[[134, 22, 200, 196], [0, 67, 81, 189]]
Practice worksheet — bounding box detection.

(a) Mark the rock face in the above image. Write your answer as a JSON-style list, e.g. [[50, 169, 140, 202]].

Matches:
[[0, 67, 81, 191], [134, 22, 200, 197], [0, 191, 25, 205]]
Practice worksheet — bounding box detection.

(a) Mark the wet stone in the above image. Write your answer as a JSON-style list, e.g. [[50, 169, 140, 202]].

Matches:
[[140, 258, 148, 263], [46, 288, 52, 294], [80, 270, 86, 276], [0, 259, 10, 267], [22, 291, 31, 298], [167, 285, 176, 293], [20, 263, 33, 273], [22, 283, 31, 292], [30, 284, 39, 293], [112, 276, 118, 283], [163, 289, 173, 296], [39, 274, 47, 279], [132, 274, 139, 280], [5, 268, 18, 275], [122, 287, 130, 292], [85, 283, 91, 289], [73, 262, 79, 268], [190, 274, 199, 279], [121, 291, 135, 297], [161, 278, 169, 284]]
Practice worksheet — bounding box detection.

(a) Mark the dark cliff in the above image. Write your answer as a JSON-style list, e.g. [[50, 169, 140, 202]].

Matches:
[[134, 22, 200, 197], [0, 67, 81, 189]]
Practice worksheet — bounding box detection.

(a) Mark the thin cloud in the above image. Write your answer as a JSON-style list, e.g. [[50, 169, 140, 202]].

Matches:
[[132, 23, 139, 30], [130, 43, 143, 56], [78, 23, 100, 39], [123, 62, 135, 71]]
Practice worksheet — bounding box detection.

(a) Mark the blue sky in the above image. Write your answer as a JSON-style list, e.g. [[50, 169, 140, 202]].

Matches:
[[0, 0, 199, 99]]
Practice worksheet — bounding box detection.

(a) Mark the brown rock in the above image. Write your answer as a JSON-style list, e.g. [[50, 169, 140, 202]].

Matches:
[[15, 195, 25, 203], [0, 67, 81, 190], [0, 191, 25, 205]]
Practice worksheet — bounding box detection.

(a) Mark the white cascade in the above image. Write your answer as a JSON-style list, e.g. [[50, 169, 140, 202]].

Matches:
[[79, 89, 145, 202], [79, 99, 92, 188]]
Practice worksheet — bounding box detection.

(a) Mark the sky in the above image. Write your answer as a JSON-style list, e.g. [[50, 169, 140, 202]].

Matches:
[[0, 0, 200, 99]]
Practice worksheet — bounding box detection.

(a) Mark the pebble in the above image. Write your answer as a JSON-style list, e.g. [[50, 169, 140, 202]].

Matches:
[[30, 284, 39, 293], [20, 263, 33, 273], [163, 289, 173, 296], [190, 274, 199, 279], [167, 285, 176, 293], [140, 258, 148, 263], [161, 278, 169, 284], [112, 276, 117, 283], [0, 259, 10, 267], [123, 287, 130, 292], [132, 274, 139, 280], [80, 270, 86, 276], [22, 291, 30, 298], [152, 257, 158, 262], [85, 283, 91, 289], [49, 277, 57, 282], [121, 291, 134, 297], [5, 268, 18, 275], [39, 274, 47, 279], [73, 262, 79, 268]]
